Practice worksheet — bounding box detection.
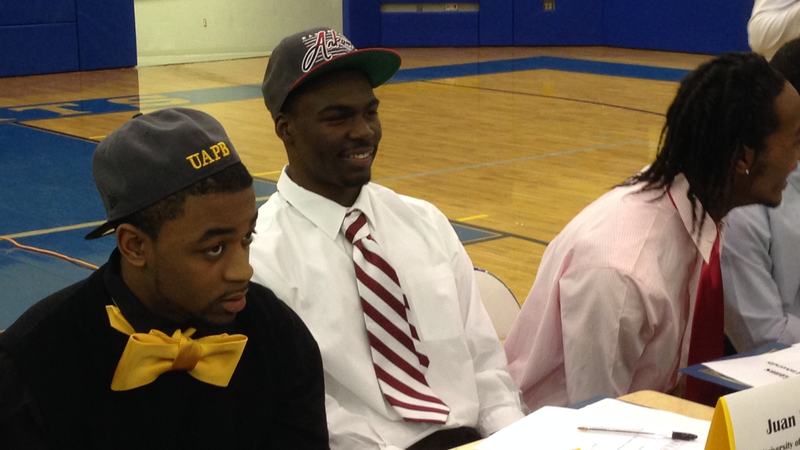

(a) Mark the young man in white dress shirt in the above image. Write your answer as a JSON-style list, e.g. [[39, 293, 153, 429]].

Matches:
[[249, 28, 526, 450], [504, 52, 800, 410]]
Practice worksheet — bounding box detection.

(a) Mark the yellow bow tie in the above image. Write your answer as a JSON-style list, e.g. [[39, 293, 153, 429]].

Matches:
[[106, 305, 248, 391]]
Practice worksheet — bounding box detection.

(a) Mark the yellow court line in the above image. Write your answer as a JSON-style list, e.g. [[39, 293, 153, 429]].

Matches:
[[457, 214, 489, 222], [6, 196, 274, 240], [5, 221, 106, 239], [252, 170, 282, 177], [89, 135, 106, 140]]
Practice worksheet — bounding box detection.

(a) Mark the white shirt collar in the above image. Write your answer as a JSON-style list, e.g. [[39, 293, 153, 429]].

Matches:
[[275, 165, 376, 240], [788, 163, 800, 192], [668, 173, 720, 263]]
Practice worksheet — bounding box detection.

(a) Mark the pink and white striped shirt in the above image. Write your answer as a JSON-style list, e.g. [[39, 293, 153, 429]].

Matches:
[[504, 174, 718, 411]]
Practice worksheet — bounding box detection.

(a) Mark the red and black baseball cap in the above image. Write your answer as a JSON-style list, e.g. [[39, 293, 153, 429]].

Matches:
[[261, 28, 401, 120]]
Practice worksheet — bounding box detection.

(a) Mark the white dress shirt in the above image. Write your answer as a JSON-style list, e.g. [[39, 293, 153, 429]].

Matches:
[[749, 0, 800, 58], [722, 166, 800, 352], [250, 167, 525, 450], [504, 175, 719, 411]]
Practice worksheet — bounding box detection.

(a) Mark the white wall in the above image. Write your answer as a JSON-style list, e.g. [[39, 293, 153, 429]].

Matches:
[[134, 0, 343, 66]]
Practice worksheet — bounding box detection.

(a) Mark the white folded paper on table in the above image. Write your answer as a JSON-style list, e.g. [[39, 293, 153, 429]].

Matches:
[[476, 398, 710, 450], [704, 345, 800, 388]]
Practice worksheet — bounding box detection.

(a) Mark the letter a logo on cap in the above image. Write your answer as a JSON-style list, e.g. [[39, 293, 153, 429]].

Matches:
[[301, 30, 355, 73]]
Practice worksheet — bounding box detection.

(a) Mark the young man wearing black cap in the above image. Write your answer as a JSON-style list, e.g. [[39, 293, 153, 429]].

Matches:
[[250, 28, 526, 450], [0, 108, 329, 449]]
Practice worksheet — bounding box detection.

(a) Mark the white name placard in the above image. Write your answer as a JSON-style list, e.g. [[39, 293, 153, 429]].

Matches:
[[707, 373, 800, 450]]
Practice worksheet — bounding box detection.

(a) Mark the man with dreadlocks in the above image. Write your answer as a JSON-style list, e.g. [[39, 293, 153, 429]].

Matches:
[[504, 52, 800, 410]]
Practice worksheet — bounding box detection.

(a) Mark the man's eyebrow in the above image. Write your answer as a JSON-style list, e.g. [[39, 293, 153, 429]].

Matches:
[[197, 212, 257, 242], [317, 98, 380, 115], [318, 104, 354, 115], [198, 227, 237, 243]]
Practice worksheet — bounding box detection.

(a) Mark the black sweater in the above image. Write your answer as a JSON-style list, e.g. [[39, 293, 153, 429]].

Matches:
[[0, 251, 329, 450]]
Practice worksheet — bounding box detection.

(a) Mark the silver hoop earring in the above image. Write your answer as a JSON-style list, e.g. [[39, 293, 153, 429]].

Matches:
[[745, 169, 750, 175]]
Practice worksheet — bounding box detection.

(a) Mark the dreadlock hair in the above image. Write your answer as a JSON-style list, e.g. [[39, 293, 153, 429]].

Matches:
[[771, 37, 800, 91], [124, 162, 253, 240], [623, 52, 786, 230]]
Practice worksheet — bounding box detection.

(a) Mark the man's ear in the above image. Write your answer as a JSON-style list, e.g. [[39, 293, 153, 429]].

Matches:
[[275, 113, 293, 144], [116, 224, 151, 268], [735, 145, 756, 175]]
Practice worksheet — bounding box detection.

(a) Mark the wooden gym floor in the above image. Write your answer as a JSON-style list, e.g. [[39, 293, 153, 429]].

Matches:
[[0, 46, 713, 329]]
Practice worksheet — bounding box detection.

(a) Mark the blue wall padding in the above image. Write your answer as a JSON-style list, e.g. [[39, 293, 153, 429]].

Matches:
[[0, 0, 75, 26], [0, 0, 135, 77], [481, 0, 514, 46], [603, 0, 752, 54], [347, 0, 753, 54], [382, 12, 480, 47], [343, 0, 382, 47], [514, 0, 603, 46], [76, 0, 137, 70], [0, 24, 80, 77]]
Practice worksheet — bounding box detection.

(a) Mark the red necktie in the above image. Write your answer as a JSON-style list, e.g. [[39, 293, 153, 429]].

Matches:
[[342, 210, 450, 424], [684, 231, 725, 405]]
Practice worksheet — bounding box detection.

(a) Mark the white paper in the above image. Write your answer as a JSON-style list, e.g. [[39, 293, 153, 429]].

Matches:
[[704, 346, 800, 387], [474, 406, 584, 450], [476, 399, 710, 450]]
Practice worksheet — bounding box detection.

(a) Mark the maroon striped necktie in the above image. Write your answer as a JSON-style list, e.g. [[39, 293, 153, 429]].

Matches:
[[341, 210, 450, 423]]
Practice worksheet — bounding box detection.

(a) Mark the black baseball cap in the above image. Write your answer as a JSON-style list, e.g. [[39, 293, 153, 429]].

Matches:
[[85, 108, 245, 240], [261, 27, 401, 120]]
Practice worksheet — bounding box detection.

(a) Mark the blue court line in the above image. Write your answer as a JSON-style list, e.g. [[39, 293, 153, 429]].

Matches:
[[170, 84, 263, 104], [0, 56, 689, 122], [451, 222, 500, 244], [0, 86, 263, 123], [389, 56, 690, 84]]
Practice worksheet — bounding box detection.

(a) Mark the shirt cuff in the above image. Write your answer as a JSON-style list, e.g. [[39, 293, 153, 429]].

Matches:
[[779, 314, 800, 345], [477, 406, 526, 436]]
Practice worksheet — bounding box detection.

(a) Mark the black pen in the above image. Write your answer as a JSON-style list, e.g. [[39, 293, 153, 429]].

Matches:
[[577, 426, 698, 441]]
